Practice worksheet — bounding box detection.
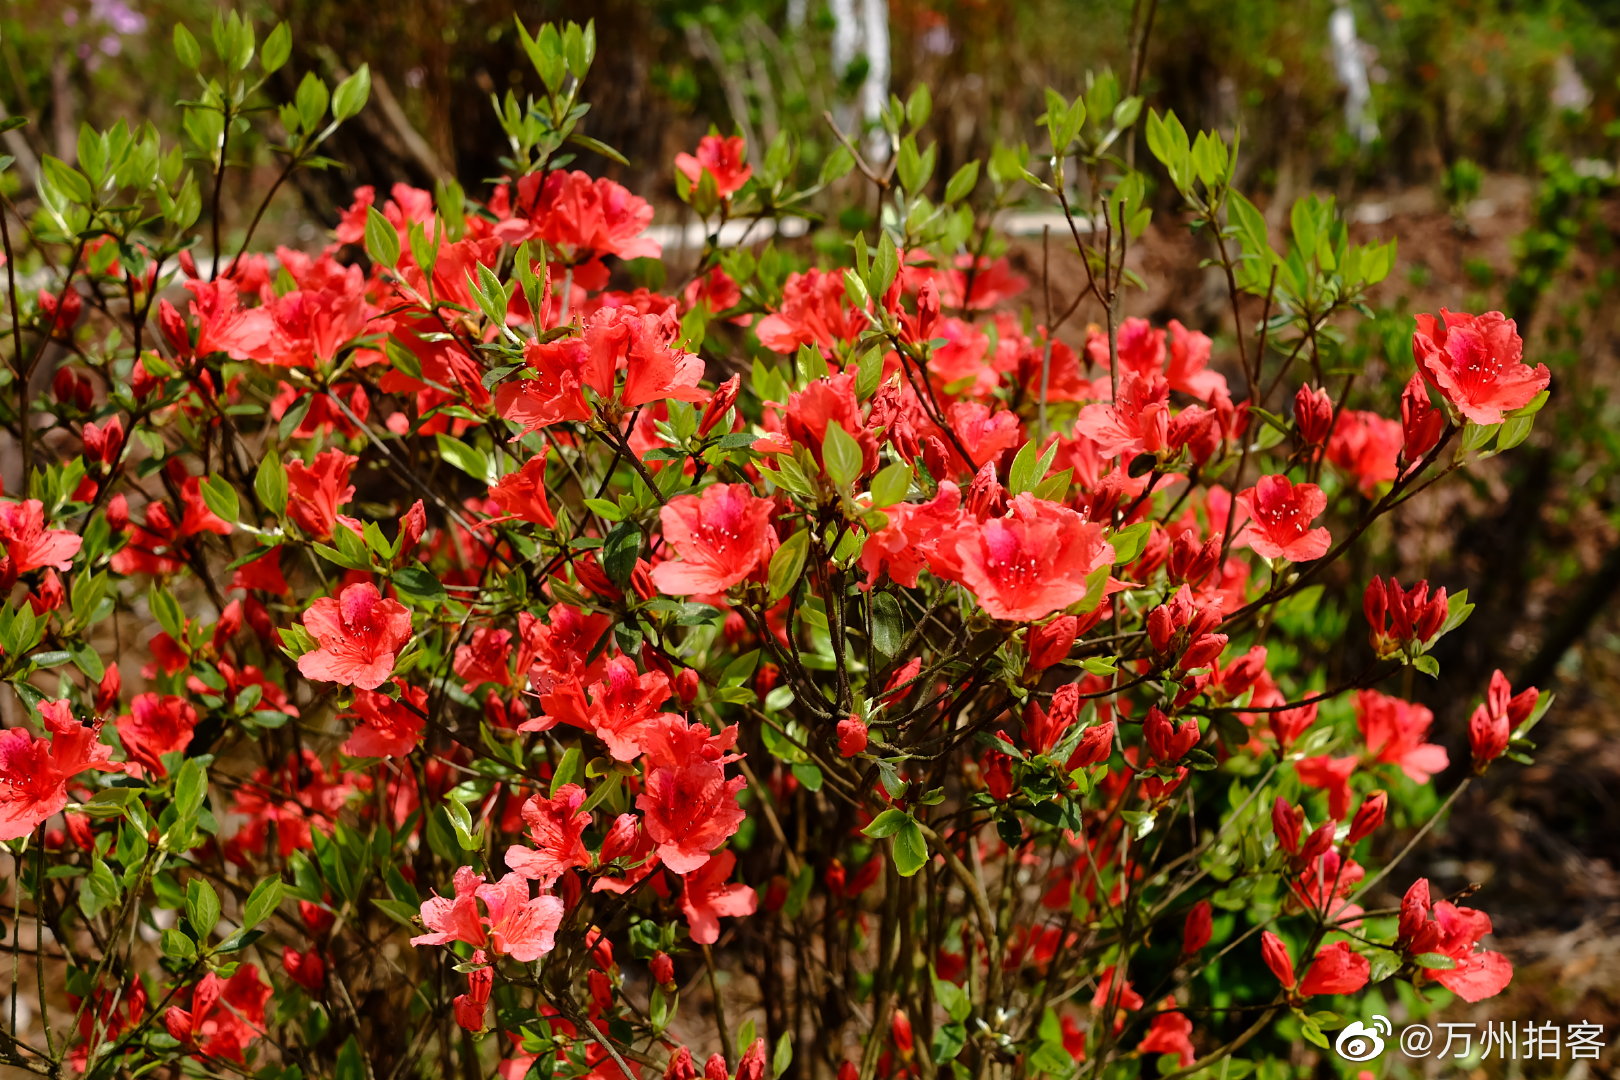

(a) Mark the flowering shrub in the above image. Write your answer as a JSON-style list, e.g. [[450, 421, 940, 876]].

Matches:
[[0, 15, 1556, 1080]]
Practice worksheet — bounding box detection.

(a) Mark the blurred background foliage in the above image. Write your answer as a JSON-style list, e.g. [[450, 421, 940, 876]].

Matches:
[[8, 0, 1620, 1044]]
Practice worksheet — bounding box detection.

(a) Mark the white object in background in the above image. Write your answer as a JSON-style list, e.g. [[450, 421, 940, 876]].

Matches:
[[1330, 0, 1379, 148]]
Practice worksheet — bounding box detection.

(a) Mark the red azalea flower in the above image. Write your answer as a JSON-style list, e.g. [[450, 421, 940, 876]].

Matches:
[[1260, 931, 1296, 989], [861, 481, 962, 589], [0, 499, 82, 574], [676, 135, 753, 198], [489, 449, 557, 527], [836, 715, 869, 757], [286, 449, 358, 540], [1413, 309, 1549, 425], [411, 867, 565, 963], [944, 493, 1115, 622], [116, 693, 198, 778], [648, 484, 776, 597], [1294, 754, 1357, 820], [164, 965, 272, 1063], [1356, 689, 1448, 784], [504, 783, 593, 886], [1136, 1001, 1195, 1067], [0, 701, 119, 840], [754, 268, 865, 354], [230, 547, 289, 595], [1298, 941, 1369, 996], [636, 718, 747, 874], [340, 684, 427, 758], [678, 849, 757, 945], [517, 170, 661, 262], [296, 582, 414, 691], [1397, 878, 1513, 1001], [1235, 475, 1330, 562]]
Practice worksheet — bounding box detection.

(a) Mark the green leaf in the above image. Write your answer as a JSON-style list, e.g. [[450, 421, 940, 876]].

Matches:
[[772, 1032, 792, 1078], [944, 160, 980, 203], [767, 529, 810, 603], [335, 1036, 366, 1080], [199, 474, 240, 524], [822, 420, 863, 487], [242, 877, 283, 929], [331, 65, 371, 122], [185, 878, 221, 939], [255, 451, 288, 515], [260, 23, 291, 74], [392, 565, 446, 605], [1412, 952, 1457, 970], [891, 816, 929, 877], [1109, 521, 1151, 565], [173, 25, 201, 69], [551, 747, 582, 796], [869, 461, 912, 508], [602, 521, 641, 586], [862, 808, 908, 839], [365, 205, 400, 267], [435, 433, 490, 483]]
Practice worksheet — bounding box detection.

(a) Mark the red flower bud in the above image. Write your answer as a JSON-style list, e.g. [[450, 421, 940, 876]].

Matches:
[[698, 374, 741, 438], [1028, 615, 1078, 673], [1272, 797, 1303, 854], [1066, 721, 1115, 770], [1294, 383, 1336, 448], [1144, 708, 1200, 764], [1261, 931, 1296, 989], [1182, 899, 1212, 955], [650, 950, 675, 988], [1347, 790, 1387, 844], [665, 1048, 698, 1080], [837, 715, 868, 757], [1400, 372, 1446, 463]]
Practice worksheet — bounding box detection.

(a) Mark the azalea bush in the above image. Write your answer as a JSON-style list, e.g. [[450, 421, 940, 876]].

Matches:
[[0, 14, 1559, 1080]]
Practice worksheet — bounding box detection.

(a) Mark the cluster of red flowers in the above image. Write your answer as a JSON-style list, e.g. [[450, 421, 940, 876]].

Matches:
[[0, 44, 1556, 1078]]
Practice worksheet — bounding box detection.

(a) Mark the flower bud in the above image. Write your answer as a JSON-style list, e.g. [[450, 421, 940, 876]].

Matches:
[[1347, 790, 1387, 844], [837, 715, 868, 757]]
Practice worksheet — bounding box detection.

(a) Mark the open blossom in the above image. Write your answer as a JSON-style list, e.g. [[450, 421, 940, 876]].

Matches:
[[676, 135, 752, 198], [636, 718, 747, 873], [285, 449, 358, 539], [295, 582, 414, 690], [116, 693, 198, 778], [648, 484, 776, 597], [164, 965, 272, 1063], [0, 701, 119, 840], [941, 493, 1115, 622], [678, 848, 757, 945], [1398, 878, 1513, 1001], [340, 684, 427, 758], [1235, 475, 1330, 562], [497, 306, 705, 435], [860, 481, 961, 588], [504, 169, 660, 261], [411, 866, 565, 963], [754, 268, 865, 354], [488, 450, 557, 527], [1297, 941, 1370, 996], [1412, 309, 1549, 425], [504, 783, 593, 886], [1357, 689, 1448, 784], [0, 499, 82, 573]]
